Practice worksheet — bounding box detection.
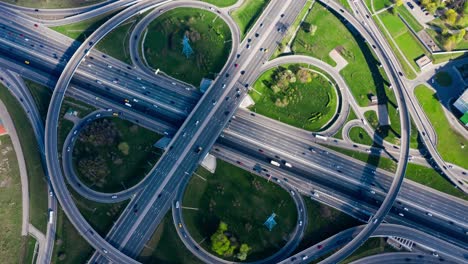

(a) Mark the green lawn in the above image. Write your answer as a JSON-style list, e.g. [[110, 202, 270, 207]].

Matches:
[[52, 208, 93, 264], [364, 0, 393, 11], [378, 10, 426, 73], [231, 0, 270, 38], [434, 71, 453, 87], [138, 212, 203, 264], [0, 85, 48, 233], [73, 117, 162, 192], [71, 189, 128, 236], [0, 0, 104, 8], [414, 85, 467, 169], [144, 8, 231, 86], [293, 3, 391, 108], [24, 79, 52, 123], [343, 238, 398, 263], [0, 135, 24, 263], [51, 11, 116, 42], [397, 6, 424, 32], [182, 160, 297, 261], [23, 236, 38, 264], [349, 126, 374, 145], [250, 64, 338, 131], [202, 0, 238, 7], [325, 146, 468, 200], [326, 145, 397, 172], [406, 163, 468, 200], [432, 51, 467, 64], [96, 20, 136, 65], [295, 197, 361, 253]]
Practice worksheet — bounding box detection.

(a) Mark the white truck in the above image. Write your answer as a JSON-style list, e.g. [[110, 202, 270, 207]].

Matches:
[[270, 160, 280, 167], [49, 210, 54, 224], [314, 134, 328, 141], [284, 162, 292, 168]]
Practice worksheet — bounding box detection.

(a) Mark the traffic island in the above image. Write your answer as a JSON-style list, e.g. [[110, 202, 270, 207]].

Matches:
[[142, 7, 232, 87], [181, 160, 298, 261], [71, 117, 163, 193], [249, 64, 338, 131]]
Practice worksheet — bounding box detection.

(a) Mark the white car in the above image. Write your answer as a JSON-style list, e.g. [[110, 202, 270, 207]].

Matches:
[[111, 195, 117, 199]]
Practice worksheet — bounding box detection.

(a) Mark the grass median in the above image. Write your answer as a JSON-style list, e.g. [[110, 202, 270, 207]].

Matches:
[[143, 7, 231, 86], [182, 160, 297, 261], [231, 0, 270, 38], [414, 85, 467, 169], [250, 64, 338, 131], [324, 145, 468, 200], [138, 212, 203, 264]]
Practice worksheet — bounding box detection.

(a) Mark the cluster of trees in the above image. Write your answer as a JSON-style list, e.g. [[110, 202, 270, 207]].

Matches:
[[441, 28, 466, 50], [269, 66, 316, 107], [77, 118, 119, 147], [210, 221, 251, 261], [420, 0, 468, 26]]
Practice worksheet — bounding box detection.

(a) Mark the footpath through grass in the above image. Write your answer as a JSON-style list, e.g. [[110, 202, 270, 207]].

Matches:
[[138, 212, 203, 264], [232, 0, 270, 38], [144, 7, 231, 86], [376, 10, 426, 77], [292, 2, 392, 110], [0, 0, 104, 8], [250, 64, 338, 131], [0, 135, 25, 263], [73, 117, 163, 193], [0, 85, 48, 233], [414, 85, 467, 169], [183, 160, 297, 261]]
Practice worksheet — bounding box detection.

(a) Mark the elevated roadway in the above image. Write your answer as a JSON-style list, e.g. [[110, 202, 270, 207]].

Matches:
[[280, 224, 467, 264]]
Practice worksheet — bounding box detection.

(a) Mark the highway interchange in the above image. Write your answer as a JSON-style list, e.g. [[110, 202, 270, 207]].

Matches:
[[2, 0, 466, 258]]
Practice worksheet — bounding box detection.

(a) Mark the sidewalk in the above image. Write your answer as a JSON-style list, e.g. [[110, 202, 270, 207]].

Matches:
[[0, 99, 29, 237]]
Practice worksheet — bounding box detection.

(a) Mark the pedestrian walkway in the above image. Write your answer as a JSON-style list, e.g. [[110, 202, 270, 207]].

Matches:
[[0, 99, 29, 237]]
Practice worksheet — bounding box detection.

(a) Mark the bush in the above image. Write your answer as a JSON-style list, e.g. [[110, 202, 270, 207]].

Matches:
[[118, 142, 130, 155]]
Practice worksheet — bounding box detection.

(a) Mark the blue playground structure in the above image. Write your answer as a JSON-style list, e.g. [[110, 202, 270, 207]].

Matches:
[[182, 35, 194, 58], [264, 213, 277, 231]]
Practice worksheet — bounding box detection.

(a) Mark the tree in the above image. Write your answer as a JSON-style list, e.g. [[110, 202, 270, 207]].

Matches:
[[297, 68, 312, 83], [236, 244, 251, 261], [445, 9, 458, 25], [210, 221, 231, 256], [309, 24, 317, 35], [456, 29, 466, 44], [394, 0, 403, 7], [118, 142, 130, 155]]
